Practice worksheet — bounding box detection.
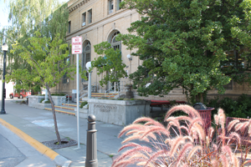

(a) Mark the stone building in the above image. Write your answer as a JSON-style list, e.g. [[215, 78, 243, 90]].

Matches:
[[51, 0, 145, 99], [51, 0, 251, 102]]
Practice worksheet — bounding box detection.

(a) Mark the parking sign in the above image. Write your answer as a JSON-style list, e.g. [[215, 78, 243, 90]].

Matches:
[[72, 36, 82, 54]]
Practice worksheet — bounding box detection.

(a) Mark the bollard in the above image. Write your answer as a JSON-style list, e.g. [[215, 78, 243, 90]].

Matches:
[[85, 115, 98, 167]]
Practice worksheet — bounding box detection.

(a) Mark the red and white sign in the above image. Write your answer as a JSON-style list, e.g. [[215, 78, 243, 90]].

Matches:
[[72, 36, 82, 54]]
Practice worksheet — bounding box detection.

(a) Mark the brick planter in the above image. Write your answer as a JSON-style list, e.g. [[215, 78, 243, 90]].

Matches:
[[196, 108, 214, 134]]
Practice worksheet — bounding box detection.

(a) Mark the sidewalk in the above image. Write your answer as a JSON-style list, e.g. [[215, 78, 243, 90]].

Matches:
[[0, 99, 129, 167]]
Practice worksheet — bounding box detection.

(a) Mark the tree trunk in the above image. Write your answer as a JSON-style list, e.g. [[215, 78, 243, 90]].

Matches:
[[46, 83, 61, 143], [195, 93, 203, 103]]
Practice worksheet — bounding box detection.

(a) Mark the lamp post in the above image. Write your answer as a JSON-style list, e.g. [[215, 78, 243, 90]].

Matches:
[[1, 43, 8, 114], [86, 62, 92, 99], [127, 54, 132, 85]]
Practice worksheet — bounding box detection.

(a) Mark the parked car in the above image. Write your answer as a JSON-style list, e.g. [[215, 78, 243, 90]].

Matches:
[[9, 90, 31, 99], [41, 89, 46, 95]]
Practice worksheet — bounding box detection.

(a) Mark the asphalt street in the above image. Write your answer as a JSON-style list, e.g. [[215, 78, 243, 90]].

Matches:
[[0, 121, 56, 167]]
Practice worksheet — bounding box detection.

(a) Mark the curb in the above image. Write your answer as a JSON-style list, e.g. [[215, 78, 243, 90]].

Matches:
[[0, 118, 72, 167]]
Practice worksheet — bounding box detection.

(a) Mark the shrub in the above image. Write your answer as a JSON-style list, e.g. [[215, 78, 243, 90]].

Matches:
[[80, 101, 88, 108], [207, 94, 251, 118], [113, 105, 251, 167], [39, 98, 51, 103], [51, 93, 65, 96]]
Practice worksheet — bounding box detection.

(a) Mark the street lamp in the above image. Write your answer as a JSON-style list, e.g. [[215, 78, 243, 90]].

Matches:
[[86, 62, 92, 99], [127, 54, 132, 61], [1, 43, 8, 114]]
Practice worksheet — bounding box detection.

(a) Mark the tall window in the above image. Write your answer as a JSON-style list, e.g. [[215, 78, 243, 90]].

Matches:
[[82, 13, 86, 26], [68, 21, 71, 33], [63, 56, 70, 83], [88, 9, 92, 24], [82, 41, 91, 81], [108, 31, 121, 91], [117, 0, 122, 10], [111, 31, 121, 50], [108, 0, 113, 14]]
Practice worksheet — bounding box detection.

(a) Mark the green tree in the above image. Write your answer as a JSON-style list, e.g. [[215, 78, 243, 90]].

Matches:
[[91, 42, 127, 87], [113, 0, 251, 104], [0, 0, 69, 93], [6, 32, 75, 143]]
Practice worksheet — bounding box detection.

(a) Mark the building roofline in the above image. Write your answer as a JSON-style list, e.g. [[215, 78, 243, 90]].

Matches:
[[68, 0, 91, 13]]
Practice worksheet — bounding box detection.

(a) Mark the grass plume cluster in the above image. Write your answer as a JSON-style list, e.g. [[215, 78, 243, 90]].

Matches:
[[113, 105, 251, 167]]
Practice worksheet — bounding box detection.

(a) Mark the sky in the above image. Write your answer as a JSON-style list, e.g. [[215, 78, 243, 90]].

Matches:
[[0, 0, 69, 29]]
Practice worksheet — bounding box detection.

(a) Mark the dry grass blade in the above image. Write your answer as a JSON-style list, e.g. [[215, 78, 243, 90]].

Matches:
[[133, 117, 164, 127], [112, 146, 152, 167], [175, 142, 193, 167], [164, 105, 201, 120], [118, 124, 145, 138], [118, 142, 141, 152], [143, 149, 168, 167], [227, 119, 240, 132]]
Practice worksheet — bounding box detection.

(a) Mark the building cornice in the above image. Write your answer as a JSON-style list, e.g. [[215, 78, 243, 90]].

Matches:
[[68, 0, 91, 13]]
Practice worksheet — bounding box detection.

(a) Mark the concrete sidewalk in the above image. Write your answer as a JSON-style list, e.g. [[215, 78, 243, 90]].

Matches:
[[0, 99, 129, 167]]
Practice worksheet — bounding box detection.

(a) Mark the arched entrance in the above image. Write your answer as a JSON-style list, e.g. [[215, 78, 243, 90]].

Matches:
[[82, 40, 91, 82], [107, 31, 121, 92]]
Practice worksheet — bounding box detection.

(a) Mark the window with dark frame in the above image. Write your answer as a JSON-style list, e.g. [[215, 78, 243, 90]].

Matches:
[[82, 41, 91, 82], [108, 0, 113, 14], [82, 13, 86, 26], [63, 57, 70, 83], [68, 21, 71, 33], [117, 0, 122, 10], [88, 9, 92, 24]]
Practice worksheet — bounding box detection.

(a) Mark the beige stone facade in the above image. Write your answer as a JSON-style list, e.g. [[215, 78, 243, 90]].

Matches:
[[51, 0, 251, 102], [51, 0, 142, 97]]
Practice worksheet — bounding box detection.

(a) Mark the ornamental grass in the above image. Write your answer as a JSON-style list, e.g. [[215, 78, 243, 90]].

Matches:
[[112, 104, 251, 167]]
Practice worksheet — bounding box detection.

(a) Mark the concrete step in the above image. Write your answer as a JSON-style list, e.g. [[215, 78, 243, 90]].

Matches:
[[55, 105, 76, 111], [62, 103, 77, 107], [44, 107, 75, 116]]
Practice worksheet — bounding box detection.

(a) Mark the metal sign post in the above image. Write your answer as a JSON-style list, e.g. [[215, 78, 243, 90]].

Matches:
[[72, 36, 82, 149]]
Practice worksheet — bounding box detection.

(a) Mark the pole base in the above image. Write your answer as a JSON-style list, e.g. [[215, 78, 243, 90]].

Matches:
[[85, 160, 98, 167], [0, 110, 6, 114]]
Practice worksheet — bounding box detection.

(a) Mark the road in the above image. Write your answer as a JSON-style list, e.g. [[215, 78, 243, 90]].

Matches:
[[0, 122, 56, 167]]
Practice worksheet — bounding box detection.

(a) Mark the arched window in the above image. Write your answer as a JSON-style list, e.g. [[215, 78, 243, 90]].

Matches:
[[82, 41, 91, 81], [107, 31, 121, 91], [110, 31, 121, 50]]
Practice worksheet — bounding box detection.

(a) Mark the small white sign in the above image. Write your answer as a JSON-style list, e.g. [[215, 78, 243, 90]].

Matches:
[[72, 89, 77, 93], [72, 36, 82, 54]]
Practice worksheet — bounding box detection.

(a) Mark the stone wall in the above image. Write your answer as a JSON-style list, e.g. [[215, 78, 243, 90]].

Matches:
[[28, 95, 66, 108], [88, 99, 151, 126], [28, 95, 45, 107]]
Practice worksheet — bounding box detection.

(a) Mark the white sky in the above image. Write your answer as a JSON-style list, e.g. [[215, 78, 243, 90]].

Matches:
[[0, 0, 69, 29]]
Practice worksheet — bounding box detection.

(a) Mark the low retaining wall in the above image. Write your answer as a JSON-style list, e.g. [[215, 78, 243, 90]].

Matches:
[[51, 96, 66, 106], [75, 107, 88, 119], [28, 96, 45, 107], [88, 99, 151, 126], [28, 95, 66, 109]]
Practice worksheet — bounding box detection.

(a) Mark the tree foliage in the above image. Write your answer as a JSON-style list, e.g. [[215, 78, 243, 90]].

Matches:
[[115, 0, 251, 103], [92, 42, 127, 87], [0, 0, 69, 92]]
